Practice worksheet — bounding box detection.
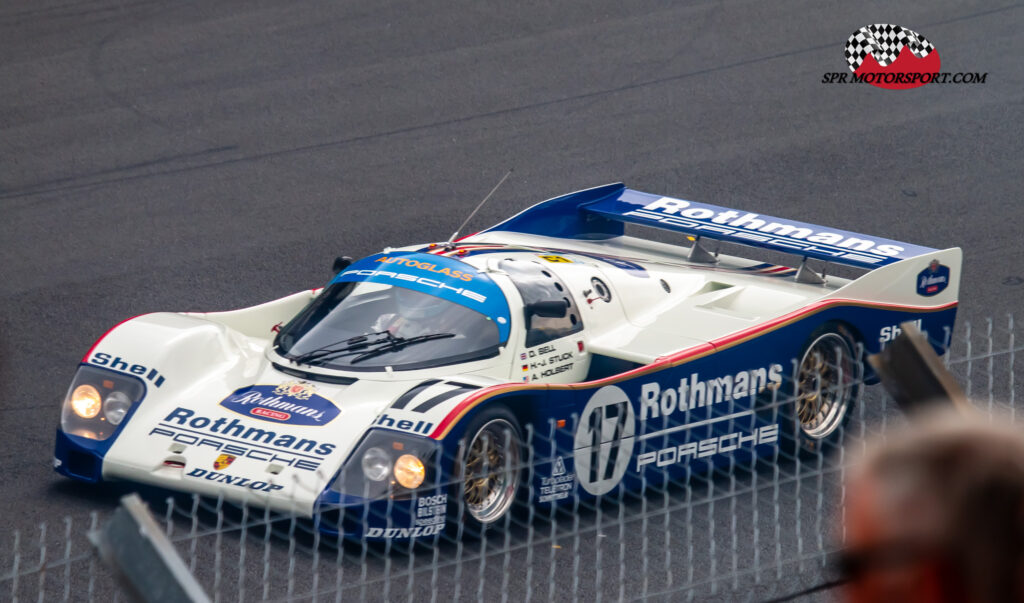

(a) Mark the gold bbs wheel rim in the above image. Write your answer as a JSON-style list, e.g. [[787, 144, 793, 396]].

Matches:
[[462, 418, 520, 524], [795, 333, 855, 440]]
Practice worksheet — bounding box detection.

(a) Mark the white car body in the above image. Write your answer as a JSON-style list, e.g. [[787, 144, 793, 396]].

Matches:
[[56, 184, 961, 534]]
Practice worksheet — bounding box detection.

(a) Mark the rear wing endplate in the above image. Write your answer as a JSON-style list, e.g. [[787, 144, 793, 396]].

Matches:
[[484, 183, 937, 269]]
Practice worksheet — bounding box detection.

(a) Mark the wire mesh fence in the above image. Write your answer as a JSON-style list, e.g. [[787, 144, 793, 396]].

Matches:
[[3, 315, 1021, 602]]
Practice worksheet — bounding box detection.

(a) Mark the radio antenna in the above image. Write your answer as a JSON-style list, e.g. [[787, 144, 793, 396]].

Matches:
[[447, 169, 513, 245]]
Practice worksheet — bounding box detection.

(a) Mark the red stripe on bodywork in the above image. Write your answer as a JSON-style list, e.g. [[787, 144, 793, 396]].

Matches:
[[427, 298, 958, 439], [80, 314, 149, 362]]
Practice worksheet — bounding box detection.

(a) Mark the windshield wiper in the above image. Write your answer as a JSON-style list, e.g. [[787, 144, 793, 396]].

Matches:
[[289, 331, 394, 365], [290, 331, 456, 366], [349, 333, 456, 365]]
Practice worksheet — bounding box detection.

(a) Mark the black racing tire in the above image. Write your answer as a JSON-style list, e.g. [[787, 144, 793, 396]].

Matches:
[[449, 406, 525, 537], [784, 324, 862, 457]]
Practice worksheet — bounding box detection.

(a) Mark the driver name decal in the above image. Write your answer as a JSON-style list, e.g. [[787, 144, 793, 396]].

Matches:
[[219, 382, 340, 426]]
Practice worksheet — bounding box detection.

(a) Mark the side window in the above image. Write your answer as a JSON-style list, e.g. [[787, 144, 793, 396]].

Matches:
[[500, 260, 583, 347]]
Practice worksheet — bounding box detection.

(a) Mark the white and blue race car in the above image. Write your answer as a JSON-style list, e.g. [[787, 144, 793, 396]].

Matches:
[[55, 183, 960, 539]]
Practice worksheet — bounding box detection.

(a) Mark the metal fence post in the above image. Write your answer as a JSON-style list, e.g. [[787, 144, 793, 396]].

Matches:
[[90, 494, 210, 603]]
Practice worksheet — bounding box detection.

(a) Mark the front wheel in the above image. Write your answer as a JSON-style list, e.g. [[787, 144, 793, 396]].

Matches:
[[452, 408, 523, 535], [790, 327, 861, 455]]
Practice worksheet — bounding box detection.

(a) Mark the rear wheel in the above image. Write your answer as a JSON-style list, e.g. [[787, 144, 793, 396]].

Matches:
[[790, 326, 860, 455], [452, 408, 523, 534]]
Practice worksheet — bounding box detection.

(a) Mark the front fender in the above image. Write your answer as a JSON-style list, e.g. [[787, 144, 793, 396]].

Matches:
[[82, 312, 265, 390]]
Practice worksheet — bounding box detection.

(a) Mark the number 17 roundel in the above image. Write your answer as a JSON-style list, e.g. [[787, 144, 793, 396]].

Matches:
[[573, 386, 636, 495]]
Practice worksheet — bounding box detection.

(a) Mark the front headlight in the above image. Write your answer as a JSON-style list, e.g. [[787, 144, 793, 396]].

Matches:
[[335, 431, 440, 499], [61, 366, 146, 440], [70, 385, 102, 419], [103, 390, 133, 425], [361, 447, 391, 481], [394, 454, 425, 489]]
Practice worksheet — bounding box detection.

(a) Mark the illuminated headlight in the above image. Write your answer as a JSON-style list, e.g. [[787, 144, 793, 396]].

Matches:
[[394, 454, 425, 489], [361, 447, 391, 481], [61, 366, 146, 441], [70, 385, 102, 419], [103, 391, 133, 425], [334, 432, 439, 499]]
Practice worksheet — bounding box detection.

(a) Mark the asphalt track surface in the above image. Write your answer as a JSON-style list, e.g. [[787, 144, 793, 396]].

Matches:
[[2, 0, 1022, 600]]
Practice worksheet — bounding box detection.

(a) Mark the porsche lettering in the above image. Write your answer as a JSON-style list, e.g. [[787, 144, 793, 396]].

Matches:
[[636, 425, 779, 470], [347, 269, 486, 303], [160, 408, 336, 456], [146, 428, 323, 471]]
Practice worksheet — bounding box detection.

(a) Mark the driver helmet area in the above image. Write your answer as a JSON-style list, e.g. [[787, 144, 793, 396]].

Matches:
[[393, 285, 449, 321], [274, 251, 512, 372]]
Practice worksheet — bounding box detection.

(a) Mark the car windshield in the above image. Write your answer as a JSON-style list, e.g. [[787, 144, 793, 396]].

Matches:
[[275, 281, 504, 371]]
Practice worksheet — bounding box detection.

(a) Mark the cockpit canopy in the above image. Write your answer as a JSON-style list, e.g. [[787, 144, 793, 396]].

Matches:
[[274, 252, 510, 371]]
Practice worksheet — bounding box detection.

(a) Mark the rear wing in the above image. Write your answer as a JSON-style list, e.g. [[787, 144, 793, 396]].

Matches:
[[485, 183, 937, 269]]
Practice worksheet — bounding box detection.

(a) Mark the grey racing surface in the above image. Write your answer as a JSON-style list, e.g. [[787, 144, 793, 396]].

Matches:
[[2, 0, 1021, 600]]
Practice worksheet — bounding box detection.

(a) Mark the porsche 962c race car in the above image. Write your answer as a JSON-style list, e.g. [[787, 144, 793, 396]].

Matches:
[[55, 184, 960, 539]]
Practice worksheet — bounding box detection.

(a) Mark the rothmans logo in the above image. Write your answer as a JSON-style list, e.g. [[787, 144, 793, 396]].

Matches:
[[916, 259, 950, 297], [219, 383, 341, 426], [627, 197, 905, 264]]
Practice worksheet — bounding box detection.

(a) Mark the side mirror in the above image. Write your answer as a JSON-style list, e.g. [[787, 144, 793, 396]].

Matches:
[[332, 256, 353, 274], [526, 300, 568, 319]]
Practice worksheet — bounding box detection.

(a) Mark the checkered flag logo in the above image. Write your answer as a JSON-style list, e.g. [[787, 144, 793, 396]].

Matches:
[[845, 24, 936, 72]]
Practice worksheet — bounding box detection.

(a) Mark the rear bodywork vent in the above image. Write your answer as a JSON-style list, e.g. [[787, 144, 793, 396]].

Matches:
[[691, 281, 733, 296]]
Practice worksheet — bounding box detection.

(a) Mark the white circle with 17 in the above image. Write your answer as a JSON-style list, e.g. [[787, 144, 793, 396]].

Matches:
[[573, 385, 636, 495]]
